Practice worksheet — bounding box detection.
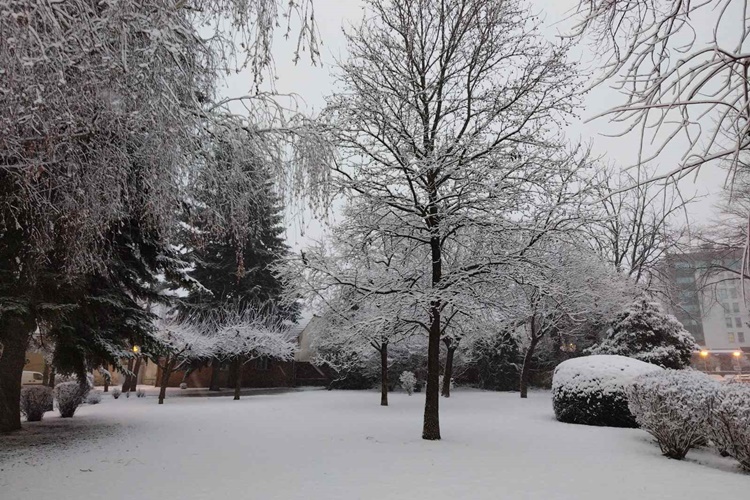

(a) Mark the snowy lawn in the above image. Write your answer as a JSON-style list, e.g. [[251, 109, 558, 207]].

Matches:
[[1, 389, 747, 499]]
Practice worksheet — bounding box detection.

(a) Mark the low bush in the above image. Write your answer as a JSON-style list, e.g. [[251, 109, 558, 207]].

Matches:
[[111, 387, 121, 399], [627, 370, 718, 459], [399, 371, 417, 395], [20, 386, 53, 422], [136, 388, 146, 398], [552, 355, 662, 428], [708, 383, 750, 471], [54, 381, 87, 418], [86, 391, 102, 405]]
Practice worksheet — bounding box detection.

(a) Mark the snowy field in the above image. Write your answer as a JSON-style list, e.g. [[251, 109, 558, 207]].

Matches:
[[1, 389, 747, 500]]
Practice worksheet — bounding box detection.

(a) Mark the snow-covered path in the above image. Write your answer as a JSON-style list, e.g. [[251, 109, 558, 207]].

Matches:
[[1, 390, 747, 499]]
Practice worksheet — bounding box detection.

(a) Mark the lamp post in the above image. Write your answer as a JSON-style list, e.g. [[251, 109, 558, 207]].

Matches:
[[733, 350, 742, 375], [699, 350, 710, 373]]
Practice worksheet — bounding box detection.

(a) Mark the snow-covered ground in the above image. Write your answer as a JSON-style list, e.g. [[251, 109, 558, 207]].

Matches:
[[1, 389, 747, 499]]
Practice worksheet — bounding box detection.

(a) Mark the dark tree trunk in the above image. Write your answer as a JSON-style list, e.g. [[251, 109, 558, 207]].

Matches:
[[122, 357, 134, 393], [233, 357, 243, 401], [130, 356, 142, 392], [47, 368, 56, 388], [42, 361, 50, 386], [520, 339, 538, 399], [422, 187, 442, 441], [209, 358, 221, 391], [379, 343, 389, 406], [158, 357, 173, 404], [423, 304, 442, 440], [442, 343, 456, 398], [0, 316, 33, 433], [103, 378, 109, 392]]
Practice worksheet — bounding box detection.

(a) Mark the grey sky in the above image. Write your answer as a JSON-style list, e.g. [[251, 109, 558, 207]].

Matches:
[[222, 0, 725, 249]]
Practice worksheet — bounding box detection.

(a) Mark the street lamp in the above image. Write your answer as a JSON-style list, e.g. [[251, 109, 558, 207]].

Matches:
[[699, 350, 710, 372], [733, 350, 743, 374], [132, 345, 140, 354]]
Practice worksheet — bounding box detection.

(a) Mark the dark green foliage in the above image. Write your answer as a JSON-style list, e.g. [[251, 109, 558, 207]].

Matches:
[[471, 331, 521, 391], [180, 142, 298, 322], [552, 385, 638, 428], [587, 298, 698, 369]]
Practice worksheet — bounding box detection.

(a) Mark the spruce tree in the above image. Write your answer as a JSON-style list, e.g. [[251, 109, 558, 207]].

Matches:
[[587, 298, 698, 369]]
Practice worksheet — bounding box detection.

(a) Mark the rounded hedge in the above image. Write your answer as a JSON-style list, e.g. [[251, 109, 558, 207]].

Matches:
[[552, 355, 663, 428]]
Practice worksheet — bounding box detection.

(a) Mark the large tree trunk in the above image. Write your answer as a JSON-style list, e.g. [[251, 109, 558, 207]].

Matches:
[[130, 356, 142, 392], [423, 305, 442, 440], [442, 343, 456, 398], [209, 358, 221, 391], [0, 316, 33, 433], [122, 357, 134, 393], [379, 343, 388, 406], [422, 190, 442, 440], [158, 357, 173, 405], [520, 339, 538, 399], [233, 357, 243, 401]]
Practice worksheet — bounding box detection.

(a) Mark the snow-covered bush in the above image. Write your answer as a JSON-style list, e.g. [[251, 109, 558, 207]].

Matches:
[[708, 383, 750, 471], [587, 299, 697, 369], [627, 370, 718, 459], [136, 389, 146, 398], [399, 371, 417, 395], [54, 382, 87, 418], [552, 355, 663, 427], [19, 386, 53, 422], [86, 391, 102, 405], [112, 387, 121, 399], [180, 382, 188, 390]]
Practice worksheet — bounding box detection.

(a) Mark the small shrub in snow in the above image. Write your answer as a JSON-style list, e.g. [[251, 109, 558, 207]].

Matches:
[[708, 383, 750, 471], [399, 371, 417, 395], [112, 387, 121, 399], [552, 355, 663, 428], [86, 391, 102, 405], [136, 388, 146, 398], [19, 386, 53, 422], [627, 370, 718, 459], [180, 382, 188, 390], [54, 381, 87, 418]]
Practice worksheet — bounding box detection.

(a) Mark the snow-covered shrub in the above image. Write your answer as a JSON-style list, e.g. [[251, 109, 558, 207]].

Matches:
[[708, 383, 750, 471], [136, 388, 146, 398], [20, 386, 53, 422], [552, 355, 663, 427], [86, 391, 102, 405], [111, 387, 121, 399], [399, 371, 417, 395], [54, 381, 87, 418], [179, 382, 188, 390], [627, 370, 718, 459], [587, 298, 698, 369]]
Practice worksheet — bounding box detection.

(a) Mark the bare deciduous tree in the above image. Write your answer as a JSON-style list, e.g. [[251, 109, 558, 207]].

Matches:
[[303, 0, 585, 440]]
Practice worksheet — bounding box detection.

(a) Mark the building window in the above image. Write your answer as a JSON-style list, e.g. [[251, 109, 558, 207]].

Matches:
[[726, 317, 734, 328], [731, 288, 739, 299], [719, 289, 728, 299], [733, 302, 740, 313], [675, 261, 691, 268], [676, 276, 693, 284], [256, 357, 270, 371], [739, 332, 746, 343], [729, 333, 736, 343]]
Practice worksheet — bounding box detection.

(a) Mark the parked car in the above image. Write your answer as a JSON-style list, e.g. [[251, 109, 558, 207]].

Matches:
[[21, 371, 44, 385]]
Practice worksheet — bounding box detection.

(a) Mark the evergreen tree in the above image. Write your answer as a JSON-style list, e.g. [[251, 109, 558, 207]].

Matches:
[[587, 298, 698, 369]]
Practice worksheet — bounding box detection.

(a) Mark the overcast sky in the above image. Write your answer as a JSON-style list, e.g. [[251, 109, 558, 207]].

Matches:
[[221, 0, 725, 249]]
